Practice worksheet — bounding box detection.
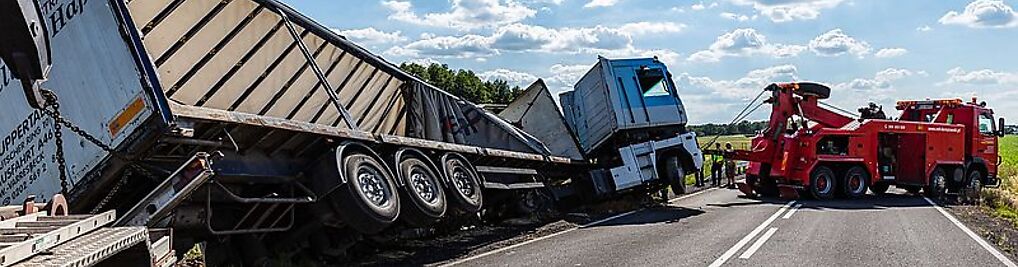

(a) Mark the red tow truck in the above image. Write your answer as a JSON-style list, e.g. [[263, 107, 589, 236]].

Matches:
[[727, 82, 1006, 199]]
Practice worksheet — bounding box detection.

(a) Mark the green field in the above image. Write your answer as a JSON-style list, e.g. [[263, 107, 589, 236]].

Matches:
[[1000, 135, 1017, 192], [697, 134, 753, 151]]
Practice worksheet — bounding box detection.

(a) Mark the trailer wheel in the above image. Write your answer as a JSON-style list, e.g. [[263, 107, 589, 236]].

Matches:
[[809, 166, 836, 200], [962, 170, 983, 204], [925, 167, 947, 198], [397, 157, 447, 226], [336, 153, 400, 234], [840, 166, 869, 198], [870, 182, 889, 195], [663, 156, 687, 195], [442, 155, 483, 214]]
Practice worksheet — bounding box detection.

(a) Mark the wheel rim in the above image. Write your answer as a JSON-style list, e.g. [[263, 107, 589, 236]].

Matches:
[[848, 173, 864, 194], [357, 165, 392, 206], [933, 173, 946, 193], [451, 166, 476, 198], [408, 166, 439, 204], [817, 173, 832, 194]]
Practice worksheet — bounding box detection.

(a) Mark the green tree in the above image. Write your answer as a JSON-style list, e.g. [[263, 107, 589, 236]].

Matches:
[[399, 62, 523, 104]]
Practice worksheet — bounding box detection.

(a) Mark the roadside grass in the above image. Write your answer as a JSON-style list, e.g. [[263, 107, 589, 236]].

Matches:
[[982, 135, 1018, 226]]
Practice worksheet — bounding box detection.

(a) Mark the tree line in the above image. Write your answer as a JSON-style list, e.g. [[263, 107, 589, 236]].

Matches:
[[400, 62, 523, 105], [688, 121, 768, 136]]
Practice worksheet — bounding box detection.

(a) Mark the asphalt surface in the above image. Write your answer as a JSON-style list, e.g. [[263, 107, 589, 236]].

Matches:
[[443, 187, 1016, 267]]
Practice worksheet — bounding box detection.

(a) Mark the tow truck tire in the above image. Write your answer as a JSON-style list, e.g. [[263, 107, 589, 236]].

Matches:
[[663, 156, 687, 195], [442, 155, 483, 214], [798, 82, 831, 99], [925, 167, 947, 198], [397, 157, 447, 226], [337, 153, 400, 234], [870, 182, 889, 195], [963, 170, 983, 204], [809, 166, 836, 200], [840, 166, 869, 198]]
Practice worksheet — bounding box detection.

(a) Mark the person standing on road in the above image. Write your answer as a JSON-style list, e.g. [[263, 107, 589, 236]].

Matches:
[[711, 143, 723, 187], [724, 142, 737, 188]]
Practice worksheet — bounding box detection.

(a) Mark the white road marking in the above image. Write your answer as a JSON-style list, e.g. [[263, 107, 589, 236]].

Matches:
[[923, 197, 1018, 267], [782, 203, 803, 219], [708, 201, 795, 267], [739, 227, 778, 259], [442, 187, 718, 266]]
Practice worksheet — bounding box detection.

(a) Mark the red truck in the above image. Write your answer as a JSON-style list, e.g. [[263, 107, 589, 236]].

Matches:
[[728, 82, 1005, 200]]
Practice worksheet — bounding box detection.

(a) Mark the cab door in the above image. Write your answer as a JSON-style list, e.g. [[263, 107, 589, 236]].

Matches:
[[976, 111, 999, 177]]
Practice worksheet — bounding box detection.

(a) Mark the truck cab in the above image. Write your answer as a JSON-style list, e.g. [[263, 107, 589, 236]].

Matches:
[[897, 98, 1005, 185]]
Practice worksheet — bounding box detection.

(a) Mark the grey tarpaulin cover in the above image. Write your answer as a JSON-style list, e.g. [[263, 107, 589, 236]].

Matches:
[[498, 80, 585, 160], [406, 81, 552, 155]]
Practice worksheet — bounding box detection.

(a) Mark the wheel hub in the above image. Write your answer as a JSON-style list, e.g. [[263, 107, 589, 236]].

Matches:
[[451, 169, 475, 198], [358, 168, 390, 206], [409, 168, 438, 203]]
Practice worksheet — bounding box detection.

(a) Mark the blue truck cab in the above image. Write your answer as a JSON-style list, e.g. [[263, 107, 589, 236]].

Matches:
[[560, 57, 703, 195]]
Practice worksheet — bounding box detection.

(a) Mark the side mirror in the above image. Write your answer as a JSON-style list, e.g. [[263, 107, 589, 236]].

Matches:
[[1000, 117, 1007, 137], [0, 0, 53, 109]]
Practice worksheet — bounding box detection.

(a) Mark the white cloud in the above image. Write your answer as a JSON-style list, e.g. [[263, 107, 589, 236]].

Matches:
[[874, 48, 908, 58], [547, 64, 592, 92], [944, 67, 1018, 85], [687, 28, 806, 62], [479, 69, 539, 86], [490, 23, 633, 53], [808, 29, 871, 57], [334, 27, 405, 44], [584, 0, 619, 8], [387, 22, 682, 58], [405, 58, 441, 66], [381, 0, 536, 31], [691, 2, 718, 11], [940, 0, 1018, 28], [385, 34, 497, 58], [916, 25, 933, 32], [618, 22, 687, 35], [834, 68, 920, 92], [681, 65, 800, 100], [731, 0, 845, 22], [720, 12, 753, 22]]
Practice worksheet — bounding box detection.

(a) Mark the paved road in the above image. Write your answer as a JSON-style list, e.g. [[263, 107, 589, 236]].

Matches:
[[444, 188, 1016, 267]]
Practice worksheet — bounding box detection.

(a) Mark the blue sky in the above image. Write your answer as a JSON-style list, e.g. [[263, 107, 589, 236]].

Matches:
[[282, 0, 1018, 124]]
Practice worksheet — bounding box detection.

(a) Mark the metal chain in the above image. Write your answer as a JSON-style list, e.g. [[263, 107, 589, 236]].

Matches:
[[44, 92, 71, 195], [38, 90, 160, 213]]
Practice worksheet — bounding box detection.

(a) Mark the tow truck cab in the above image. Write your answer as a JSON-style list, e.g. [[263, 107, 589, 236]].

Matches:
[[896, 98, 1004, 185]]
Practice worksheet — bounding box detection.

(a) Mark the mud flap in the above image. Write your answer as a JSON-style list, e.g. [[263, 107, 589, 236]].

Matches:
[[778, 185, 801, 200]]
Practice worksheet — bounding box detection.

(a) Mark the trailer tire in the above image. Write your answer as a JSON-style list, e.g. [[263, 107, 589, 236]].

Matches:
[[442, 155, 483, 214], [809, 166, 836, 200], [397, 157, 447, 226], [840, 166, 869, 198], [336, 153, 400, 234], [663, 156, 687, 195], [925, 167, 947, 198], [870, 182, 889, 195]]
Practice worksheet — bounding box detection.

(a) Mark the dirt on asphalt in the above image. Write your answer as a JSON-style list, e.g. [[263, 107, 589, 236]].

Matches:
[[346, 189, 705, 266]]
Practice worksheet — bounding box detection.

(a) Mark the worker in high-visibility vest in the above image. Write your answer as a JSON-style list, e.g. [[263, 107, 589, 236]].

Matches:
[[711, 143, 723, 187]]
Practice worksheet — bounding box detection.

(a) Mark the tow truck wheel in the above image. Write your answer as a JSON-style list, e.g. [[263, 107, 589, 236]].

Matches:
[[442, 154, 483, 214], [840, 166, 869, 198], [962, 170, 983, 204], [870, 182, 889, 195], [925, 167, 948, 198], [397, 157, 447, 226], [809, 166, 836, 200], [337, 153, 400, 234], [663, 156, 687, 195]]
